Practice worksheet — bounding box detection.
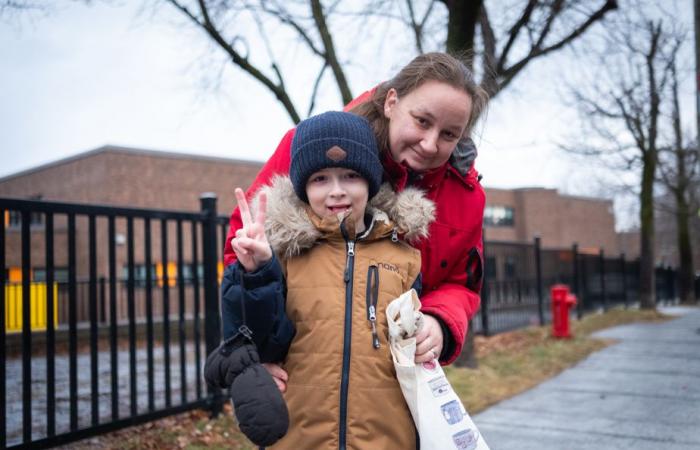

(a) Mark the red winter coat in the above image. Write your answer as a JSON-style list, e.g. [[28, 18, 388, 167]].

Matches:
[[223, 92, 485, 364]]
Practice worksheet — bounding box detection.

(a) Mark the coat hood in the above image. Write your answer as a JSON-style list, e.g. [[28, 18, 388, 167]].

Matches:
[[251, 175, 435, 259]]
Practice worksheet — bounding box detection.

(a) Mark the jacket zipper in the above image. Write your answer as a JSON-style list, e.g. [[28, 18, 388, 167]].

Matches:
[[339, 238, 355, 450], [366, 265, 380, 349]]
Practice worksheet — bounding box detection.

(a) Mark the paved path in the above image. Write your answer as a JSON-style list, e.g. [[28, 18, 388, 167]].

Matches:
[[474, 306, 700, 450]]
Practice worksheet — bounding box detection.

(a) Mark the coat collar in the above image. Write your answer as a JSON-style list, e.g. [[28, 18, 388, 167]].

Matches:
[[253, 176, 435, 259], [382, 152, 475, 191]]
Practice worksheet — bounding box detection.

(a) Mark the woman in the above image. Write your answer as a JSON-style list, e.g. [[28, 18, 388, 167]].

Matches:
[[222, 52, 488, 383]]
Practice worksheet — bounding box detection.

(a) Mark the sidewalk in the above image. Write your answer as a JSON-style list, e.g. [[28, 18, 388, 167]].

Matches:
[[474, 306, 700, 450]]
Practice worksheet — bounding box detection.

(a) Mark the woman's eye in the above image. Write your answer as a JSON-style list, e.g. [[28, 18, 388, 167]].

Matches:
[[345, 172, 361, 179], [415, 116, 429, 127], [310, 175, 326, 183], [442, 131, 458, 140]]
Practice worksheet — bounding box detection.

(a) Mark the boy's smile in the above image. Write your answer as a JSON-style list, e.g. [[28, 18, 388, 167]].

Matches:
[[306, 167, 369, 233]]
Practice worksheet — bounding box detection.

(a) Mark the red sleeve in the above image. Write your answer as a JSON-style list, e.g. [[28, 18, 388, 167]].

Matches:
[[223, 128, 295, 266], [420, 229, 483, 365], [418, 175, 485, 365]]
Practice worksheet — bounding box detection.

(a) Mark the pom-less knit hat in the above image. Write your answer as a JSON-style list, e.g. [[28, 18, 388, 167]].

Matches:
[[290, 111, 382, 203]]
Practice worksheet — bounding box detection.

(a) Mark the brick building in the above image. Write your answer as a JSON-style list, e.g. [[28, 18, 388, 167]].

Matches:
[[1, 146, 620, 312], [484, 187, 618, 253], [0, 146, 262, 324]]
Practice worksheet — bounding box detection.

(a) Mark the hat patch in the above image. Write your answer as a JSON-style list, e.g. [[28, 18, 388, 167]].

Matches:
[[325, 146, 347, 162]]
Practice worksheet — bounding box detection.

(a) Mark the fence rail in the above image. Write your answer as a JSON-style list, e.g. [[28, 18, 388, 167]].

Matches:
[[0, 196, 691, 449]]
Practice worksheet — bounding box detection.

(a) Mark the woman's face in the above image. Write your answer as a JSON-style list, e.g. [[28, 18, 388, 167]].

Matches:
[[384, 80, 472, 172]]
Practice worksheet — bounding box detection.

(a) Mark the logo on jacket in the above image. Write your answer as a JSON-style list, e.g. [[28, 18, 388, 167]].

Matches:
[[377, 262, 400, 274]]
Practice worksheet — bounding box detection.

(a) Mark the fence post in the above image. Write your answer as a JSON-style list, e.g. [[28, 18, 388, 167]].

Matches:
[[200, 193, 223, 417], [599, 248, 607, 312], [620, 253, 628, 309], [572, 243, 582, 319], [480, 228, 490, 337], [534, 236, 544, 326], [99, 277, 106, 323]]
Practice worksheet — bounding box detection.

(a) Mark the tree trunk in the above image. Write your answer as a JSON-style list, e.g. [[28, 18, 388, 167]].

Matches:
[[444, 0, 482, 56], [676, 190, 696, 304], [639, 151, 657, 309], [453, 319, 478, 368]]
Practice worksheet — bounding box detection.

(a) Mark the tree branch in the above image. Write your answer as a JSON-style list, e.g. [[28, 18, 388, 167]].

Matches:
[[167, 0, 301, 123], [310, 0, 352, 104], [497, 0, 618, 95]]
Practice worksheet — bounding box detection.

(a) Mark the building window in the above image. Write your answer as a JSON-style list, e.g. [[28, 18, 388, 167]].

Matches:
[[504, 256, 517, 279], [485, 256, 497, 280], [484, 205, 514, 227], [5, 210, 44, 229]]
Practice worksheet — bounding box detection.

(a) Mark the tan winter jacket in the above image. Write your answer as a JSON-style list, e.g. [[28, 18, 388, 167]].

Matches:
[[254, 176, 435, 450]]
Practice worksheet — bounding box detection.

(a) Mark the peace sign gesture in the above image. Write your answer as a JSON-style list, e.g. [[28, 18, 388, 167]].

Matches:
[[231, 188, 272, 272]]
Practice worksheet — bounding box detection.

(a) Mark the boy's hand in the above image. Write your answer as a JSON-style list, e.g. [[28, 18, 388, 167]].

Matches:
[[232, 188, 272, 272], [262, 363, 289, 393]]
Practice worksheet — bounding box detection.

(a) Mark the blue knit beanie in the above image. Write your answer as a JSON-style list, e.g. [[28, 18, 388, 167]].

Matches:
[[290, 111, 382, 203]]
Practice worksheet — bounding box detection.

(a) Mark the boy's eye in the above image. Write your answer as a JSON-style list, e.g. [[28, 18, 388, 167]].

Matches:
[[344, 171, 361, 179], [309, 175, 326, 183]]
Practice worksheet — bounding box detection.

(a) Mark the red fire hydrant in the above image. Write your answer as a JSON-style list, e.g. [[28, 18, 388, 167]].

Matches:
[[550, 284, 577, 338]]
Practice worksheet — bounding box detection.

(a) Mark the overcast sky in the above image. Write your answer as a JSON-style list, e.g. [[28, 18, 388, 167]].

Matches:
[[0, 1, 695, 229]]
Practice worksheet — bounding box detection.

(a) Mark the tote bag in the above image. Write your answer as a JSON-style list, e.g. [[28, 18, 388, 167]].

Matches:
[[386, 290, 490, 450]]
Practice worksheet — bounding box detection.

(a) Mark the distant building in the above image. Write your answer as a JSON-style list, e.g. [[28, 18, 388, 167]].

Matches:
[[484, 187, 618, 254], [0, 146, 262, 324], [1, 146, 620, 287]]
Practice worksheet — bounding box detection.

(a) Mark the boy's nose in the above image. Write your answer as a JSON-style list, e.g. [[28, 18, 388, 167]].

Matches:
[[329, 179, 346, 197]]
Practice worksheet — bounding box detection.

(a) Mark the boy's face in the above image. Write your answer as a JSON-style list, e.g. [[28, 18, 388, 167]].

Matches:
[[305, 167, 369, 233]]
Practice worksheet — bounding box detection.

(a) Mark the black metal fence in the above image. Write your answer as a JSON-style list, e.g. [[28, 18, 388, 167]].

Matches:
[[472, 236, 684, 336], [0, 196, 230, 449], [0, 196, 689, 448]]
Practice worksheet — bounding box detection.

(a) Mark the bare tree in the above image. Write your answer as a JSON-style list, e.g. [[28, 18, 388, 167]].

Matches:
[[564, 12, 683, 309], [657, 55, 699, 305], [156, 1, 617, 124]]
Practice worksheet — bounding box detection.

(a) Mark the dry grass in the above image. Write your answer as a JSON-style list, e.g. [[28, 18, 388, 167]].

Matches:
[[63, 307, 670, 449]]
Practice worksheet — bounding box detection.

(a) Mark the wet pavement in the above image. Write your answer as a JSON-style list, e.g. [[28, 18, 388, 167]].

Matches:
[[474, 306, 700, 450], [5, 341, 206, 447]]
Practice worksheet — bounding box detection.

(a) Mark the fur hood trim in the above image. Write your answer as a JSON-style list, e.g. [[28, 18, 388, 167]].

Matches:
[[251, 176, 434, 259]]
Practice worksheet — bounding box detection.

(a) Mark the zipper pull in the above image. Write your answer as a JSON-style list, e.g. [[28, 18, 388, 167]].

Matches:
[[369, 305, 380, 349], [344, 241, 355, 283], [391, 228, 398, 242]]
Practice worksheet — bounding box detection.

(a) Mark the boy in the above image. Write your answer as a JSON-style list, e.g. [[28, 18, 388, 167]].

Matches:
[[220, 111, 434, 449]]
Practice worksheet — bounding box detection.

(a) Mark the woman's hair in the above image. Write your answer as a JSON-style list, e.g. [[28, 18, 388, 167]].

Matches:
[[350, 52, 489, 155]]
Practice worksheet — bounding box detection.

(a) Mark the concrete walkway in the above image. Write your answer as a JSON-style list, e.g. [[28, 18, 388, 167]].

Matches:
[[474, 306, 700, 450]]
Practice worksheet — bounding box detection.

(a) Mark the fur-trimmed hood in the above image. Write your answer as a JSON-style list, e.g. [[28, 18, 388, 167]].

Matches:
[[252, 175, 435, 259]]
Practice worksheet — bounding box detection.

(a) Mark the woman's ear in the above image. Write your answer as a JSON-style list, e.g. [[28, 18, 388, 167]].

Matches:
[[383, 88, 398, 118]]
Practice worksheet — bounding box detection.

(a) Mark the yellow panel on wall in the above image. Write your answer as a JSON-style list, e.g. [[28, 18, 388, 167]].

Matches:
[[4, 282, 59, 333], [156, 262, 177, 287]]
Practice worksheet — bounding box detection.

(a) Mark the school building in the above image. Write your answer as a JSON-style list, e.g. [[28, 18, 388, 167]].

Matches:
[[0, 145, 621, 324]]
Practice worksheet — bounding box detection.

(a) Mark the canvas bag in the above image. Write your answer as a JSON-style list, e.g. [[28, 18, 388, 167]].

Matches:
[[386, 290, 490, 450]]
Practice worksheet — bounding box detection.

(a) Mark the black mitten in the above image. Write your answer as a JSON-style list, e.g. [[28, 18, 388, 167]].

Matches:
[[204, 334, 289, 447]]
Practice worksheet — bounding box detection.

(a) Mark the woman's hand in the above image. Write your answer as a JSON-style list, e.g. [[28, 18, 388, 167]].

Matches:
[[414, 314, 444, 364], [231, 188, 272, 272], [262, 363, 289, 393]]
